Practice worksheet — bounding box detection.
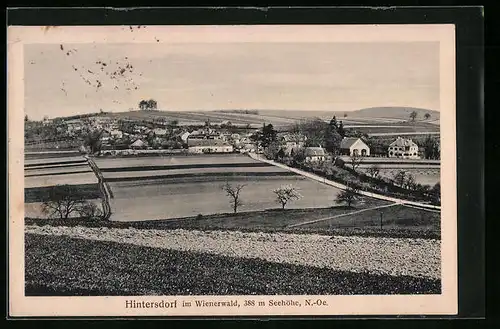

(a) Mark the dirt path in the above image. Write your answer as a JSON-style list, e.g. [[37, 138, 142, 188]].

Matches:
[[86, 156, 112, 220], [287, 203, 400, 228]]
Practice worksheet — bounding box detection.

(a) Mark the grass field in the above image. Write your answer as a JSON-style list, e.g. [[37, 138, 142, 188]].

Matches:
[[25, 233, 440, 296]]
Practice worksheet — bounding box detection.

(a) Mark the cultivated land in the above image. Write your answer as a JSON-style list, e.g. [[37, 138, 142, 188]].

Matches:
[[25, 233, 440, 296]]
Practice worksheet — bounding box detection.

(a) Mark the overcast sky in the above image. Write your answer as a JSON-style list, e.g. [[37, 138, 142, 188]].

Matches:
[[24, 41, 439, 120]]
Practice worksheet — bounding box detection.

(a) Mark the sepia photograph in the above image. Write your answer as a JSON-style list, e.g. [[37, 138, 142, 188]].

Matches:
[[8, 23, 457, 317]]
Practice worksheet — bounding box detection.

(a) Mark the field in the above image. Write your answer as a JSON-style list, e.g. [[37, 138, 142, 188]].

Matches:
[[24, 153, 101, 217], [25, 232, 440, 296], [98, 155, 347, 221]]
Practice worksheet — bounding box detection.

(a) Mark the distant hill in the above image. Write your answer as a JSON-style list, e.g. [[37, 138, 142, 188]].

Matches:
[[351, 107, 440, 121]]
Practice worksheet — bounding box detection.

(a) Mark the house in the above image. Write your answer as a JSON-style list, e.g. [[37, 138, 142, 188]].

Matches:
[[388, 137, 420, 159], [240, 143, 257, 153], [130, 139, 147, 150], [304, 147, 326, 163], [187, 139, 234, 154], [340, 137, 370, 157], [100, 130, 111, 143], [153, 128, 167, 137], [179, 131, 191, 143], [110, 129, 123, 139], [279, 133, 307, 155]]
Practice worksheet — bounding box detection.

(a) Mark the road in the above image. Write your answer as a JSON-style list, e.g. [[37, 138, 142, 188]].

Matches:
[[85, 155, 112, 220], [248, 153, 441, 211]]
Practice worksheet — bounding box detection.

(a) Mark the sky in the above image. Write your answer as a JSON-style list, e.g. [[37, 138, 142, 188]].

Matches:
[[24, 41, 440, 120]]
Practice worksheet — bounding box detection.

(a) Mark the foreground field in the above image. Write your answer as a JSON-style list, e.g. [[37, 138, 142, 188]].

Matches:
[[25, 233, 440, 296]]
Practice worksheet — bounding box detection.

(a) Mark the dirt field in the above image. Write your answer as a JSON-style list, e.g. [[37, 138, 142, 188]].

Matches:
[[108, 175, 343, 221]]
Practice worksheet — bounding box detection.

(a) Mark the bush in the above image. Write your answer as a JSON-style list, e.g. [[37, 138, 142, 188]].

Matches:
[[196, 214, 204, 220]]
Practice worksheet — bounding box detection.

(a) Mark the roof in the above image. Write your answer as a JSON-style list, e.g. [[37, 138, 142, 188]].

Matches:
[[130, 139, 147, 147], [187, 139, 231, 147], [280, 133, 307, 143], [340, 137, 362, 149], [304, 147, 325, 156], [389, 137, 418, 147]]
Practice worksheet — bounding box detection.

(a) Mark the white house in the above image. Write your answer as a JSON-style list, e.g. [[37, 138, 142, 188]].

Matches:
[[110, 129, 123, 139], [340, 137, 370, 157], [304, 147, 326, 163], [179, 131, 191, 143], [187, 139, 233, 154], [153, 128, 167, 137], [388, 137, 420, 159]]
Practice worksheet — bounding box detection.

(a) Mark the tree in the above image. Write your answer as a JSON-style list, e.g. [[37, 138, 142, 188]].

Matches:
[[424, 113, 431, 120], [291, 147, 306, 165], [343, 113, 348, 118], [335, 184, 360, 207], [77, 202, 103, 220], [148, 99, 158, 110], [273, 185, 302, 209], [260, 123, 277, 148], [392, 170, 407, 187], [409, 111, 418, 122], [42, 185, 88, 219], [277, 148, 286, 160], [422, 135, 440, 160], [139, 100, 148, 110], [366, 164, 381, 178], [349, 152, 364, 171], [404, 173, 417, 190], [329, 116, 338, 129], [263, 140, 281, 160], [221, 182, 246, 213], [338, 121, 345, 138], [430, 182, 441, 204], [83, 129, 104, 155], [24, 114, 29, 122]]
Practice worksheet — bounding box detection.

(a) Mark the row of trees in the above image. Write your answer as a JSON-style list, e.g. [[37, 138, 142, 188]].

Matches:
[[409, 111, 432, 122], [138, 99, 158, 111]]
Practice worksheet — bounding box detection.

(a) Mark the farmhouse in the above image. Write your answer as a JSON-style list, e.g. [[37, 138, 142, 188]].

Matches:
[[304, 147, 326, 163], [388, 137, 420, 159], [340, 137, 370, 157], [187, 139, 234, 154]]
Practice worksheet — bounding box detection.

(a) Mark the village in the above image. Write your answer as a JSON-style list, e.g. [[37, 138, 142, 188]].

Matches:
[[29, 113, 435, 164]]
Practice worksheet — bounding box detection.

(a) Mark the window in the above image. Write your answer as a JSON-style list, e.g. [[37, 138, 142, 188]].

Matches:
[[389, 151, 393, 156]]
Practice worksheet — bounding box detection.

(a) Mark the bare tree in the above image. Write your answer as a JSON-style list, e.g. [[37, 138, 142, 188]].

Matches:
[[409, 111, 418, 122], [349, 152, 364, 171], [221, 182, 246, 213], [273, 185, 302, 209], [366, 164, 381, 178], [336, 184, 360, 208], [42, 185, 87, 219]]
